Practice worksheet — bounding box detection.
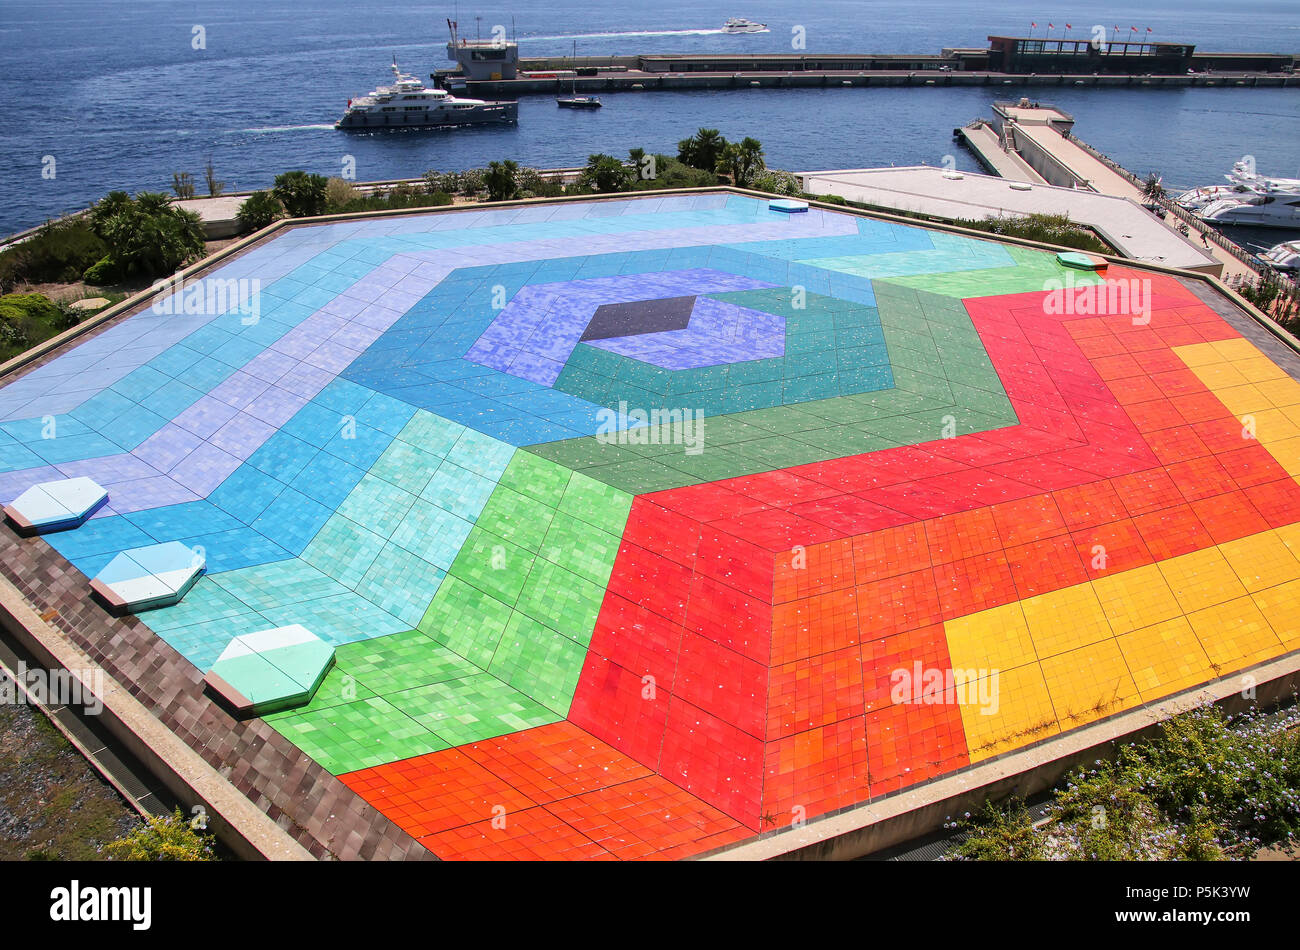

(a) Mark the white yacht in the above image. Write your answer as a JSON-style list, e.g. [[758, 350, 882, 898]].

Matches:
[[1197, 189, 1300, 228], [722, 17, 768, 33], [336, 62, 517, 130], [1258, 240, 1300, 273], [1175, 159, 1300, 213]]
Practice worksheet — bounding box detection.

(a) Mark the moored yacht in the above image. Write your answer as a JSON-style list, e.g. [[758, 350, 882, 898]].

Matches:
[[1197, 189, 1300, 228], [1175, 159, 1300, 213], [1258, 240, 1300, 273], [336, 61, 517, 130]]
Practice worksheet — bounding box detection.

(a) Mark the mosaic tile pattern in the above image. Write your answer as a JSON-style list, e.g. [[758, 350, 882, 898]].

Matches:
[[2, 194, 1298, 861]]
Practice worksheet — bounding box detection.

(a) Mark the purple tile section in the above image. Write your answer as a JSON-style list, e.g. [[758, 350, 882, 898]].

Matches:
[[210, 371, 271, 410], [134, 425, 205, 473], [107, 476, 202, 514], [466, 269, 775, 386], [210, 413, 277, 459], [174, 395, 241, 440], [589, 297, 786, 370], [169, 441, 242, 495]]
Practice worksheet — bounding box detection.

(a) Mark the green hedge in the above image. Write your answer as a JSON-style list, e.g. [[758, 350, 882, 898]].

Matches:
[[0, 293, 80, 363]]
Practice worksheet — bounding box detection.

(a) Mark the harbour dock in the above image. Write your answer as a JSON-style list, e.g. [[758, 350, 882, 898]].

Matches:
[[436, 34, 1298, 96], [955, 101, 1264, 280]]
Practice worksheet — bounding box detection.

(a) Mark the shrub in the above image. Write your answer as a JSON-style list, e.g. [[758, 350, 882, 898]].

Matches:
[[82, 256, 120, 285], [516, 167, 563, 199], [580, 154, 632, 194], [204, 158, 226, 198], [0, 218, 108, 290], [946, 799, 1047, 861], [423, 170, 459, 195], [485, 160, 519, 202], [458, 168, 486, 197], [0, 293, 78, 362], [236, 191, 285, 234], [91, 191, 204, 280], [716, 137, 766, 187], [271, 170, 329, 217], [324, 177, 359, 210], [328, 191, 454, 214], [749, 169, 802, 196], [946, 702, 1300, 861], [103, 808, 217, 861], [677, 128, 727, 171], [628, 155, 717, 191], [954, 212, 1111, 254]]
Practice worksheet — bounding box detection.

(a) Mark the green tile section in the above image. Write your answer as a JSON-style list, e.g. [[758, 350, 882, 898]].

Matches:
[[527, 283, 1018, 493], [877, 244, 1106, 298], [268, 448, 637, 775], [267, 696, 448, 775], [420, 451, 632, 690], [386, 673, 558, 747]]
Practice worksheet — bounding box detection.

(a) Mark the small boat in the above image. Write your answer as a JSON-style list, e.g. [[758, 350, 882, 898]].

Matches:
[[557, 41, 601, 108], [722, 17, 768, 33]]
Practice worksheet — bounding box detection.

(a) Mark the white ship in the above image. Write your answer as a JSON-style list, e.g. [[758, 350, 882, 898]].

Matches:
[[336, 61, 517, 130], [721, 17, 768, 33]]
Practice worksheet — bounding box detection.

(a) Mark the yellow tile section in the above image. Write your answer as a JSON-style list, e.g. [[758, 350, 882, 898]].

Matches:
[[1177, 341, 1300, 485], [1277, 522, 1300, 557], [1206, 338, 1262, 362], [1040, 638, 1141, 728], [1157, 547, 1247, 613], [957, 664, 1059, 763], [1218, 529, 1300, 592], [1213, 383, 1270, 416], [1234, 356, 1288, 384], [1247, 408, 1300, 442], [1266, 436, 1300, 477], [1254, 377, 1300, 408], [1176, 341, 1226, 367], [1089, 563, 1183, 634], [1021, 584, 1114, 659], [940, 523, 1299, 766], [1186, 596, 1283, 676], [1117, 617, 1216, 702], [943, 601, 1038, 672], [1252, 578, 1300, 650]]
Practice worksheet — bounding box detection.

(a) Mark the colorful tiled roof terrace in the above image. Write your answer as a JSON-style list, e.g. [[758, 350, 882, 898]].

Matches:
[[1, 193, 1298, 859]]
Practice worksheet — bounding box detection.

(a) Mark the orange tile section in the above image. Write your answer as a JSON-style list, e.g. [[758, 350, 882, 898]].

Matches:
[[343, 721, 747, 860]]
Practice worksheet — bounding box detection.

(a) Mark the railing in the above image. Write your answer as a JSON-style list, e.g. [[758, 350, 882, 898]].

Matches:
[[1063, 130, 1269, 276]]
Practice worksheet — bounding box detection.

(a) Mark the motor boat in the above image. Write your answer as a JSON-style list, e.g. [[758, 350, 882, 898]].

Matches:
[[337, 61, 517, 129], [1258, 240, 1300, 272]]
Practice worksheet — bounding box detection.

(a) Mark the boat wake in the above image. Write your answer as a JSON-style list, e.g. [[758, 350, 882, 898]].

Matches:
[[239, 124, 336, 133], [522, 29, 727, 41]]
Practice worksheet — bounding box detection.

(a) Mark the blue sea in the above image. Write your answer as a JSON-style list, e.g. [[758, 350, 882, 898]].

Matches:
[[2, 0, 1298, 250]]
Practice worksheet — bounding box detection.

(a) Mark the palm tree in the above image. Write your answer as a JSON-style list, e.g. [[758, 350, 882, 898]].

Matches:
[[1142, 172, 1165, 203], [717, 137, 766, 187], [678, 128, 727, 171], [485, 160, 519, 201]]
